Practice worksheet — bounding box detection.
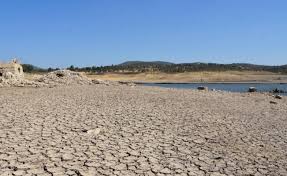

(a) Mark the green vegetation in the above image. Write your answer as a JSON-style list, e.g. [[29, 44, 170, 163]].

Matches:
[[22, 64, 59, 73], [22, 64, 46, 73]]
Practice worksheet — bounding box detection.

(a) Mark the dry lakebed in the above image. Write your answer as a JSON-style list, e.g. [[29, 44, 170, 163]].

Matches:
[[0, 85, 286, 176]]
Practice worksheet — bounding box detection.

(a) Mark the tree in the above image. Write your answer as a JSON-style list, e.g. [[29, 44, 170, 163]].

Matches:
[[68, 65, 75, 71], [22, 64, 34, 73]]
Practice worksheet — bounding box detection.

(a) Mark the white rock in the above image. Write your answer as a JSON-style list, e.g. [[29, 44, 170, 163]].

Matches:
[[87, 128, 101, 135]]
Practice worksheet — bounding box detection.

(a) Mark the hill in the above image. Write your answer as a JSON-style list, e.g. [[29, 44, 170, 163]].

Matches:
[[119, 61, 174, 66], [114, 62, 287, 74], [21, 61, 287, 74]]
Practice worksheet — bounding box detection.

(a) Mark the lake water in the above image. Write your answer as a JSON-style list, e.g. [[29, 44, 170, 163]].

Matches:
[[143, 83, 287, 95]]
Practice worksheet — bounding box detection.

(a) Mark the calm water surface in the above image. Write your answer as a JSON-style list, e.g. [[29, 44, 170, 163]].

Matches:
[[144, 83, 287, 96]]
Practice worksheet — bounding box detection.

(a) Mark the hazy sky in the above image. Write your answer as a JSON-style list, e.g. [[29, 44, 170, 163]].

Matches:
[[0, 0, 287, 68]]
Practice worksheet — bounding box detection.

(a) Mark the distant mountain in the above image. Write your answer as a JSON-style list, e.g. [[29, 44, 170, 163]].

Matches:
[[119, 61, 174, 66]]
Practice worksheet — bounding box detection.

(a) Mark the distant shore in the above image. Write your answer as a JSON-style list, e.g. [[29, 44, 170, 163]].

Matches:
[[84, 71, 287, 84]]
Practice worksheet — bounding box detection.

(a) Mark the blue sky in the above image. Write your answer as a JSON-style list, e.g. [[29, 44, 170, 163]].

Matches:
[[0, 0, 286, 68]]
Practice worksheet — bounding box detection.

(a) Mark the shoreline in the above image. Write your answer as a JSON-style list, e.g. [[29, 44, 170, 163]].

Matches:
[[134, 81, 287, 84], [135, 81, 287, 95]]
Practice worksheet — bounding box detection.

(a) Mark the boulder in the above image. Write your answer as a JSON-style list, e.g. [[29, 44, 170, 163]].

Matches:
[[248, 87, 257, 92], [275, 95, 283, 99], [272, 88, 285, 93], [197, 86, 208, 91]]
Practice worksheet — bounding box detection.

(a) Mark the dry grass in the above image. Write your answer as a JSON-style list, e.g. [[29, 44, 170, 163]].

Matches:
[[85, 71, 287, 83], [24, 71, 287, 83], [24, 73, 45, 81]]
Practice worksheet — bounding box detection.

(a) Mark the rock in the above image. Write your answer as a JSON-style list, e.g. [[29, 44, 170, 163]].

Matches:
[[270, 101, 277, 104], [160, 168, 172, 174], [248, 87, 257, 92], [275, 95, 283, 99], [272, 88, 285, 93], [92, 79, 106, 84], [62, 153, 74, 161], [87, 128, 101, 136], [13, 170, 26, 176], [193, 138, 206, 144], [128, 150, 140, 156], [197, 86, 208, 91]]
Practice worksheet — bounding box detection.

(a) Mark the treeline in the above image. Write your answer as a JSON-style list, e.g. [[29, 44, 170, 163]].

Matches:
[[22, 64, 61, 73], [22, 62, 287, 74], [66, 63, 287, 74]]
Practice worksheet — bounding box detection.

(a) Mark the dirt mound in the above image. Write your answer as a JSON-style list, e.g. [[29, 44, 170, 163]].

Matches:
[[0, 70, 135, 88], [37, 70, 93, 86]]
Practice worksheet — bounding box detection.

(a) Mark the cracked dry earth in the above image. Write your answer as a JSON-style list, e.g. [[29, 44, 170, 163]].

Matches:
[[0, 85, 287, 176]]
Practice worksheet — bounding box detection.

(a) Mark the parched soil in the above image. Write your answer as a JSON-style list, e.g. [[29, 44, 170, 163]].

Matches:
[[0, 85, 287, 176]]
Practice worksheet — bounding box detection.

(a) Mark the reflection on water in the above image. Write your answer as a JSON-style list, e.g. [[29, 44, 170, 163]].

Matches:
[[144, 83, 287, 96]]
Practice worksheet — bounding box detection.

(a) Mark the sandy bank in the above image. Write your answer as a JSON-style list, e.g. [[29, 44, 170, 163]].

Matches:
[[85, 71, 287, 83]]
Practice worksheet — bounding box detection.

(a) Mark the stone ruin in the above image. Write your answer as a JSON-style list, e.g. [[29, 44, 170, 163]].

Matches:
[[0, 59, 32, 87], [0, 59, 23, 79]]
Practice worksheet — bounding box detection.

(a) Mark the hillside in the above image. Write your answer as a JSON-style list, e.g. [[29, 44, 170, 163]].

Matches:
[[21, 61, 287, 74], [114, 61, 287, 74]]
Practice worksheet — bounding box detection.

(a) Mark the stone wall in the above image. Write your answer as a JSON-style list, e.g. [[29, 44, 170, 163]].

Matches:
[[0, 63, 24, 78]]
